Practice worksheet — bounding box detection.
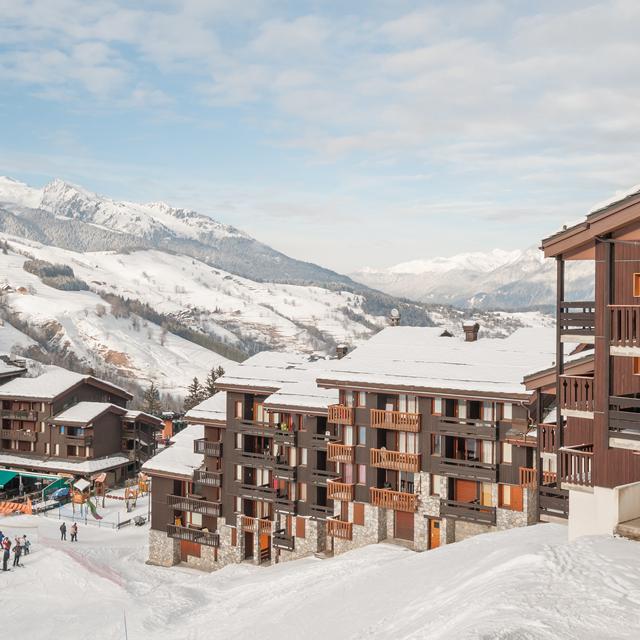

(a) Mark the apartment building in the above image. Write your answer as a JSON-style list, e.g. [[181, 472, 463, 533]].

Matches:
[[533, 185, 640, 539], [0, 368, 161, 482]]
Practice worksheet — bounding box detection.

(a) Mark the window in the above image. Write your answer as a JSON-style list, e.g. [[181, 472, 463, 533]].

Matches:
[[296, 517, 306, 539], [299, 447, 307, 466], [356, 391, 366, 407], [431, 434, 441, 456], [234, 464, 242, 481], [235, 433, 242, 449], [432, 398, 442, 416], [234, 496, 242, 512], [344, 425, 354, 445], [353, 502, 365, 526], [254, 403, 264, 422], [45, 443, 50, 455], [343, 463, 355, 484], [635, 273, 640, 297], [344, 390, 355, 407], [503, 403, 513, 420], [481, 483, 493, 506], [483, 402, 494, 421], [234, 401, 242, 419], [481, 441, 494, 464], [357, 425, 366, 445], [357, 464, 366, 485], [499, 484, 523, 511], [430, 474, 441, 496], [55, 443, 60, 456], [457, 400, 467, 419], [399, 431, 417, 453], [298, 482, 307, 502], [502, 442, 513, 464]]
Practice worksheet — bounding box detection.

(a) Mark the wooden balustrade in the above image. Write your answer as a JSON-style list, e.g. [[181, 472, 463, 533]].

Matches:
[[326, 518, 353, 540], [439, 499, 496, 525], [519, 466, 536, 488], [369, 487, 418, 511], [327, 480, 355, 501], [328, 404, 354, 426], [542, 470, 557, 485], [167, 494, 221, 517], [437, 416, 497, 439], [0, 409, 38, 421], [166, 524, 219, 548], [539, 485, 568, 519], [559, 444, 593, 487], [194, 468, 223, 487], [609, 395, 640, 438], [193, 439, 223, 457], [327, 442, 355, 463], [370, 409, 421, 432], [239, 515, 272, 535], [370, 448, 421, 472], [559, 375, 594, 413], [0, 429, 37, 442], [559, 301, 595, 337], [539, 423, 557, 453], [610, 305, 640, 348]]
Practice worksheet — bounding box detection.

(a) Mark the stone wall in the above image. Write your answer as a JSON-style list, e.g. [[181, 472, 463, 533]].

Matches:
[[333, 502, 385, 556], [147, 528, 180, 567], [276, 517, 323, 564], [453, 519, 493, 541]]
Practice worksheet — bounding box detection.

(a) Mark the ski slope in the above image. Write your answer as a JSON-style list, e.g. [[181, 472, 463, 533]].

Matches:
[[0, 515, 638, 640]]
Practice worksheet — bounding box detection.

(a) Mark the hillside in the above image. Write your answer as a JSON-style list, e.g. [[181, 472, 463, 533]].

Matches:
[[353, 246, 594, 309], [1, 515, 638, 639]]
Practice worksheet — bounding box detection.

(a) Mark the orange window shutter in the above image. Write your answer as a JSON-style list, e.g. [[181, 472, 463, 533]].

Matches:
[[231, 527, 237, 547], [296, 516, 306, 539], [353, 502, 365, 525], [512, 486, 523, 512]]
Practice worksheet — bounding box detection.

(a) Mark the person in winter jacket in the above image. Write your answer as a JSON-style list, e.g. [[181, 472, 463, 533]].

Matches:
[[12, 537, 22, 567], [70, 523, 78, 542], [60, 522, 67, 541], [1, 536, 10, 571], [23, 535, 30, 555]]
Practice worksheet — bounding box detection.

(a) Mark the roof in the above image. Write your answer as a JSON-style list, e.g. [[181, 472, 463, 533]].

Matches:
[[50, 402, 126, 425], [142, 424, 203, 479], [0, 357, 25, 380], [123, 410, 163, 426], [316, 326, 557, 398], [185, 392, 227, 424], [0, 453, 130, 475], [0, 368, 132, 401], [0, 469, 17, 487], [73, 478, 90, 492], [215, 351, 324, 393]]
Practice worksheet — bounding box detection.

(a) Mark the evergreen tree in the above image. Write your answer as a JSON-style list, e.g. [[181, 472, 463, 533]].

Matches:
[[143, 382, 161, 415], [184, 377, 204, 411], [204, 365, 226, 397]]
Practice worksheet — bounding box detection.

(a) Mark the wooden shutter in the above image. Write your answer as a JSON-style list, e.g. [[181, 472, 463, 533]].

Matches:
[[353, 502, 365, 526], [296, 516, 306, 539], [231, 527, 237, 547], [511, 485, 523, 512]]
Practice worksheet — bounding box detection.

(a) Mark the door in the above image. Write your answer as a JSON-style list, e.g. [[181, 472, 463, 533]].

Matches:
[[394, 510, 414, 541], [180, 539, 201, 562], [429, 519, 440, 550], [259, 534, 271, 563], [244, 532, 254, 559]]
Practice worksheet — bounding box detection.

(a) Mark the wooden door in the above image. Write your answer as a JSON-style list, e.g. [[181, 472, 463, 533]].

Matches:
[[455, 479, 478, 503], [259, 533, 271, 563], [429, 519, 440, 550], [244, 532, 254, 559], [180, 539, 200, 562], [394, 510, 414, 541]]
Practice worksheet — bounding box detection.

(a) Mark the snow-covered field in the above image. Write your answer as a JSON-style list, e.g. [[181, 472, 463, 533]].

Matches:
[[0, 516, 638, 640]]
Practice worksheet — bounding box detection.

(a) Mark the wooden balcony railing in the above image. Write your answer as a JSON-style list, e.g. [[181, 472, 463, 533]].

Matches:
[[194, 468, 222, 487], [434, 457, 497, 482], [167, 494, 221, 517], [327, 518, 353, 540], [310, 468, 340, 485], [539, 485, 568, 519], [542, 470, 557, 485], [439, 499, 496, 525], [0, 429, 37, 442], [328, 404, 354, 426], [272, 529, 295, 551], [273, 429, 296, 445], [193, 439, 223, 457], [240, 483, 276, 500], [166, 524, 219, 547], [310, 430, 341, 449], [559, 375, 594, 413], [610, 305, 640, 348], [239, 515, 272, 535], [370, 487, 418, 511], [519, 466, 536, 488], [370, 409, 421, 432], [437, 416, 497, 439], [327, 442, 355, 463], [327, 480, 355, 501], [370, 448, 421, 472], [539, 423, 557, 453], [559, 444, 593, 487], [559, 301, 595, 337], [609, 395, 640, 440], [1, 409, 38, 421]]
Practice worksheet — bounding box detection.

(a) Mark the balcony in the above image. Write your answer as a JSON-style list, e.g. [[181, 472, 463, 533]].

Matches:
[[240, 450, 278, 468], [167, 494, 221, 517], [370, 448, 421, 472], [0, 409, 38, 421], [440, 499, 496, 525], [610, 305, 640, 349], [437, 416, 498, 440], [609, 396, 640, 442], [328, 404, 354, 426], [519, 466, 536, 488], [239, 515, 272, 535], [327, 442, 355, 463], [309, 503, 333, 519], [559, 375, 594, 415], [193, 439, 223, 457], [539, 423, 557, 453], [63, 434, 93, 447], [273, 529, 295, 551], [310, 430, 341, 449], [559, 301, 595, 340], [167, 524, 219, 548], [370, 487, 418, 511], [194, 468, 223, 487], [559, 444, 593, 487], [239, 483, 276, 501], [273, 462, 296, 480], [0, 428, 37, 442], [327, 480, 355, 501], [327, 517, 353, 540], [434, 457, 498, 482], [274, 493, 296, 513], [273, 428, 296, 445], [538, 485, 569, 519], [370, 409, 421, 433], [310, 468, 340, 485]]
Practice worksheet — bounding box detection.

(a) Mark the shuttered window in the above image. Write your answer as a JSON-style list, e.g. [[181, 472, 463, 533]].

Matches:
[[296, 517, 306, 539], [353, 502, 365, 525]]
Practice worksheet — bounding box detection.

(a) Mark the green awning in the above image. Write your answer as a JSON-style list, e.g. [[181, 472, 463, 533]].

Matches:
[[0, 470, 18, 488]]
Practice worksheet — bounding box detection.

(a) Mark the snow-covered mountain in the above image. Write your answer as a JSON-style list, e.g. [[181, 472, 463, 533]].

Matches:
[[353, 247, 594, 309]]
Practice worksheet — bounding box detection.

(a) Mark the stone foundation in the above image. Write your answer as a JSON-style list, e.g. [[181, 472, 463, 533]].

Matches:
[[333, 503, 385, 556], [276, 517, 324, 564], [147, 528, 180, 567]]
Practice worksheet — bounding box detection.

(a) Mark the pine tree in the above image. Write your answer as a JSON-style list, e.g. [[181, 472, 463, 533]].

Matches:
[[184, 377, 204, 411], [204, 365, 226, 398], [143, 382, 161, 415]]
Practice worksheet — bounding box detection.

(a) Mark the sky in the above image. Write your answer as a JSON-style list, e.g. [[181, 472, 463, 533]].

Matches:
[[1, 0, 640, 273]]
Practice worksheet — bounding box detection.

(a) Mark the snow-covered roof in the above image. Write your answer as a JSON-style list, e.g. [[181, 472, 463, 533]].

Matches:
[[142, 424, 204, 478], [185, 392, 227, 424], [0, 452, 130, 474], [51, 402, 125, 425], [316, 326, 557, 398], [123, 410, 163, 426], [216, 351, 323, 392], [0, 357, 25, 379], [73, 478, 90, 492], [0, 368, 131, 400]]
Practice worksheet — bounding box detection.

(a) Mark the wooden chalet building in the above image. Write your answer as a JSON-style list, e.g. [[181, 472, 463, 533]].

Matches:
[[0, 368, 161, 483], [532, 185, 640, 539]]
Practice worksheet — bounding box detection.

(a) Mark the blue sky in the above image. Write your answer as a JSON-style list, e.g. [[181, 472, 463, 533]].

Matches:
[[1, 0, 640, 272]]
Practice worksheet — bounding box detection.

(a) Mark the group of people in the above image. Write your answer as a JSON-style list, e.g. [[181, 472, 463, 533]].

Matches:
[[59, 522, 79, 542], [0, 531, 30, 571]]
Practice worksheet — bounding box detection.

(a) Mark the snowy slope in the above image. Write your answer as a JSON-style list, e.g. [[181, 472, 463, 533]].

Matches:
[[1, 515, 639, 640], [353, 246, 594, 309]]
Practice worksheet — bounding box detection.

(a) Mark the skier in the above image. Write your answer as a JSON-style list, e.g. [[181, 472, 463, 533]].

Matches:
[[70, 522, 78, 543], [1, 536, 10, 571], [23, 535, 30, 555], [60, 522, 67, 541], [12, 536, 22, 567]]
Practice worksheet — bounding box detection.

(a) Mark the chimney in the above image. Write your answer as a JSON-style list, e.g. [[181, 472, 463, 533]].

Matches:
[[462, 321, 480, 342], [389, 308, 401, 326], [336, 344, 349, 359]]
